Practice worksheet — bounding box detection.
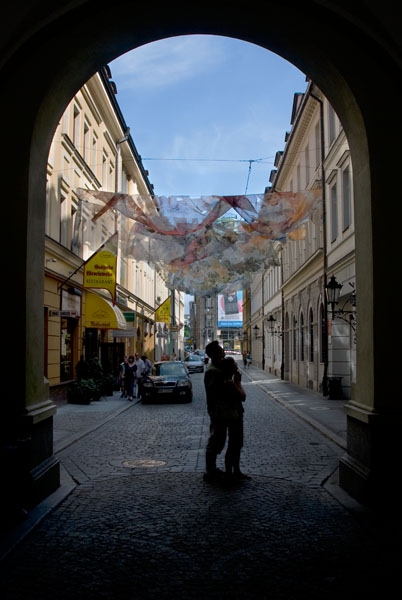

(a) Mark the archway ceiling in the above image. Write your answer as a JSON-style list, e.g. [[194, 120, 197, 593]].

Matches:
[[77, 188, 321, 295]]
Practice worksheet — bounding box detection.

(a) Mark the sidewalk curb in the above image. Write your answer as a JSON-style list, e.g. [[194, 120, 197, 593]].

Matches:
[[54, 397, 134, 454]]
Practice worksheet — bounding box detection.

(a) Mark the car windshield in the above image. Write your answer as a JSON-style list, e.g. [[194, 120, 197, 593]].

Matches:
[[153, 363, 187, 376], [186, 355, 201, 362]]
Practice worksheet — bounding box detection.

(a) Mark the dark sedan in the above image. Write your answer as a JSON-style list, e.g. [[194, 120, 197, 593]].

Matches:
[[141, 361, 193, 403]]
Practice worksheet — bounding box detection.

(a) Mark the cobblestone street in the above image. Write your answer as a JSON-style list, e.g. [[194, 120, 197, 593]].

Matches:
[[0, 370, 400, 599]]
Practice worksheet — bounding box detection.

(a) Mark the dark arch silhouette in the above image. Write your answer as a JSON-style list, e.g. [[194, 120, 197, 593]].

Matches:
[[1, 1, 400, 511]]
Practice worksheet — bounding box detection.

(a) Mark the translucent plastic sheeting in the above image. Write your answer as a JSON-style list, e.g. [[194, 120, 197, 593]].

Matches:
[[77, 188, 322, 295]]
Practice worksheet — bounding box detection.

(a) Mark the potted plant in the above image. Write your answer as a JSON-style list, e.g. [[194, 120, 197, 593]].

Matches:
[[67, 378, 98, 404]]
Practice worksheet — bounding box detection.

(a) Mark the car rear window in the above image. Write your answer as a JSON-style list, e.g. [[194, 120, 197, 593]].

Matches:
[[158, 364, 187, 376]]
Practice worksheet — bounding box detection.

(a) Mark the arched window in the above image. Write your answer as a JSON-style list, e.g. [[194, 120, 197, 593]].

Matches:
[[292, 315, 297, 360], [320, 303, 326, 363], [309, 308, 314, 362], [300, 312, 305, 361]]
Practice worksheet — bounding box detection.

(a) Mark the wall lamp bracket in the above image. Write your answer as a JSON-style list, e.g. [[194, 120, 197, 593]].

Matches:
[[253, 324, 264, 339], [267, 315, 283, 337], [325, 275, 356, 332]]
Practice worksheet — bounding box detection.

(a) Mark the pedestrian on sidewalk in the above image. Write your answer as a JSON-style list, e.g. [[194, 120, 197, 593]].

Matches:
[[246, 352, 252, 368], [141, 355, 152, 376], [140, 354, 152, 396], [220, 356, 251, 480], [242, 351, 247, 368], [119, 355, 128, 398], [133, 353, 145, 398], [124, 355, 137, 401], [203, 340, 227, 481]]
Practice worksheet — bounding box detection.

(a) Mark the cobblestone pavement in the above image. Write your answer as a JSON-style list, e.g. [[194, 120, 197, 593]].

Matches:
[[0, 370, 400, 599]]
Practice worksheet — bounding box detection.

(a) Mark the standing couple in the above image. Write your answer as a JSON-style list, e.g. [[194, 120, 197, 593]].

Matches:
[[203, 340, 251, 482], [120, 353, 152, 401]]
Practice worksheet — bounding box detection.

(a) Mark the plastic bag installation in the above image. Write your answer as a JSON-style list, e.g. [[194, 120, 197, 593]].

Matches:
[[77, 188, 321, 296]]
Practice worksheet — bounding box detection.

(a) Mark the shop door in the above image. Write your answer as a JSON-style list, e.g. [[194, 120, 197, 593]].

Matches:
[[101, 342, 125, 384]]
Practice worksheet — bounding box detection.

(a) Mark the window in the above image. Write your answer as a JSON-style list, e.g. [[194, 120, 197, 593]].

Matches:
[[92, 134, 98, 173], [83, 121, 90, 163], [292, 315, 297, 360], [320, 303, 327, 363], [342, 165, 351, 230], [60, 317, 75, 381], [71, 199, 81, 253], [102, 152, 107, 188], [60, 191, 68, 246], [300, 312, 305, 361], [330, 183, 338, 242], [328, 104, 336, 145], [73, 105, 80, 148], [304, 145, 310, 186], [314, 121, 321, 168], [309, 308, 314, 362]]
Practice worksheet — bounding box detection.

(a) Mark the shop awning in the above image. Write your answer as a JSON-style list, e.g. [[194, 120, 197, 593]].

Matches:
[[85, 293, 127, 330]]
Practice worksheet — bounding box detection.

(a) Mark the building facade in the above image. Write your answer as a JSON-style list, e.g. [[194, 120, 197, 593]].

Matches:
[[44, 66, 175, 400], [249, 80, 355, 400]]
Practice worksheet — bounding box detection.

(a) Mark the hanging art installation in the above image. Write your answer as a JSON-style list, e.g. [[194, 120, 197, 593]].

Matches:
[[76, 188, 322, 296]]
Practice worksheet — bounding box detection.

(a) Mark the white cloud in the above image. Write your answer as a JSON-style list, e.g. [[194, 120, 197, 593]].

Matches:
[[110, 35, 227, 91], [109, 35, 307, 196]]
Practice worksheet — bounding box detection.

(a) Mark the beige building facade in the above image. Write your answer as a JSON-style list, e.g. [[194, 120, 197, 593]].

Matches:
[[44, 67, 173, 400], [249, 81, 355, 400]]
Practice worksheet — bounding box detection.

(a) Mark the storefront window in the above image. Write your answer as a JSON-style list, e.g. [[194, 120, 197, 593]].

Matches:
[[60, 317, 75, 381]]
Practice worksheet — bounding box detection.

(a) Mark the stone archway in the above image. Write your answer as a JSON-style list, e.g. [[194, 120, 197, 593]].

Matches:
[[1, 2, 400, 509]]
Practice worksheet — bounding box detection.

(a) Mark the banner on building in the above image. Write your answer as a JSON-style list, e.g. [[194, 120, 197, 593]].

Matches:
[[155, 296, 171, 324], [83, 232, 118, 304]]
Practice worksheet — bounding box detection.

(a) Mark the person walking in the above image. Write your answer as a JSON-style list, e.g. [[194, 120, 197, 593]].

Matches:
[[203, 340, 227, 481], [246, 352, 252, 368], [133, 353, 145, 398], [124, 355, 137, 401], [141, 355, 152, 376], [119, 356, 128, 398], [242, 351, 247, 368], [220, 356, 251, 480]]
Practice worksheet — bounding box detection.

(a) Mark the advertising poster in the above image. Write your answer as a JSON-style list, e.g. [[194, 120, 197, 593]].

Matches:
[[217, 290, 243, 328]]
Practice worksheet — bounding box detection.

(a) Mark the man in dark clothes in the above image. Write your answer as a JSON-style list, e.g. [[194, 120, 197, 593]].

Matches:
[[203, 340, 227, 481]]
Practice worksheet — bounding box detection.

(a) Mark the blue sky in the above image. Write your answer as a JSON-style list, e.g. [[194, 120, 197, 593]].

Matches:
[[109, 35, 307, 198]]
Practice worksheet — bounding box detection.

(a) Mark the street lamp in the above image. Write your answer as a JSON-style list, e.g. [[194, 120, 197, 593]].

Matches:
[[325, 275, 356, 331], [253, 324, 266, 371], [267, 315, 283, 337], [253, 324, 264, 339], [325, 275, 343, 318]]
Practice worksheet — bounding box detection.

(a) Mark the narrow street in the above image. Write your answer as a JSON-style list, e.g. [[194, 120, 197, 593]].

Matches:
[[0, 366, 399, 599]]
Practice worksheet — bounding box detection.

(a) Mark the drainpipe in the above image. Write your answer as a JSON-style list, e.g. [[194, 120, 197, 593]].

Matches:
[[170, 288, 175, 358], [311, 90, 329, 396], [262, 271, 265, 371]]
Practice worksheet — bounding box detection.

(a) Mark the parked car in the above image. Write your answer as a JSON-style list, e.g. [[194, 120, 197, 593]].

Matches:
[[195, 350, 209, 365], [141, 361, 193, 403], [184, 354, 205, 373]]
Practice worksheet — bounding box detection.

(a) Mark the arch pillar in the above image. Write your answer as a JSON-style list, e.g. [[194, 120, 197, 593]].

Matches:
[[1, 1, 401, 515], [336, 73, 402, 507]]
